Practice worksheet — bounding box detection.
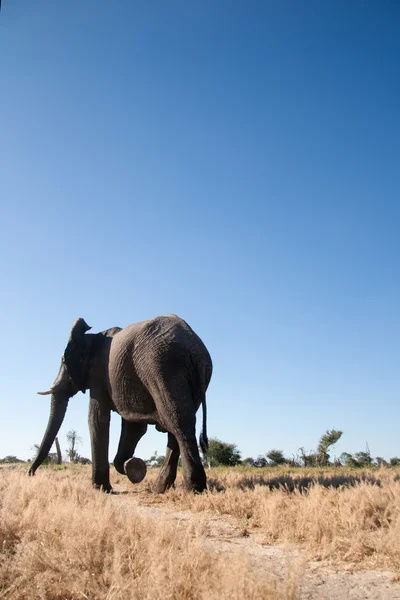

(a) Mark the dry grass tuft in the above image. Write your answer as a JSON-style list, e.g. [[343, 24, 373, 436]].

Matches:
[[0, 469, 289, 600]]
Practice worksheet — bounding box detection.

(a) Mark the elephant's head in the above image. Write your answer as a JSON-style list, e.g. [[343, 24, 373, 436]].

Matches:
[[29, 318, 93, 475]]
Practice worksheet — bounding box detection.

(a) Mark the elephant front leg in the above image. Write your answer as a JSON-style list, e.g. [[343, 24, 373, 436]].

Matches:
[[113, 420, 148, 475], [88, 395, 111, 492]]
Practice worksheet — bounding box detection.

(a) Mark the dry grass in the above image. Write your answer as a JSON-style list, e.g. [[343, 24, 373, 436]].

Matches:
[[0, 467, 292, 600], [2, 464, 400, 599], [125, 465, 400, 569]]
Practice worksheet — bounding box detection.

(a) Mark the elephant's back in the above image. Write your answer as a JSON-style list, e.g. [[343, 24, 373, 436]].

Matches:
[[110, 314, 210, 370], [113, 315, 197, 350]]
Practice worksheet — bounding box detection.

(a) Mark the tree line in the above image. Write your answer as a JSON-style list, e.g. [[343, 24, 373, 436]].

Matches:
[[145, 430, 400, 469], [0, 430, 92, 466], [2, 428, 400, 469]]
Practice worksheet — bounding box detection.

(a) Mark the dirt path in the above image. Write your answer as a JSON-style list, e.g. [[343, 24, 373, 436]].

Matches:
[[112, 490, 400, 600]]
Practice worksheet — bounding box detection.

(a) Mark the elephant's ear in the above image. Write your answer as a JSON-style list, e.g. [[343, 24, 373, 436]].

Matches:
[[63, 318, 92, 393]]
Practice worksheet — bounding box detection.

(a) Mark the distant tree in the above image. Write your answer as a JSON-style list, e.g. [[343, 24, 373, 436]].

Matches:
[[390, 457, 400, 466], [287, 454, 302, 468], [66, 430, 82, 463], [299, 429, 343, 467], [316, 429, 343, 466], [298, 447, 317, 467], [146, 451, 165, 468], [266, 449, 287, 466], [0, 455, 25, 464], [77, 456, 91, 465], [354, 451, 373, 467], [340, 452, 359, 468], [339, 449, 374, 468], [375, 456, 388, 467], [203, 438, 241, 467], [253, 455, 268, 468], [241, 457, 256, 467]]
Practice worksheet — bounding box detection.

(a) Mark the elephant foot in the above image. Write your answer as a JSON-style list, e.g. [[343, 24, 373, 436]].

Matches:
[[182, 471, 207, 493], [92, 483, 113, 493], [183, 482, 207, 494], [152, 478, 174, 494], [124, 457, 147, 484]]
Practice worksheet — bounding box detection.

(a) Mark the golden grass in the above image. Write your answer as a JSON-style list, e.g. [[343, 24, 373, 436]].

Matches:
[[0, 468, 292, 600], [2, 464, 400, 599], [122, 466, 400, 569]]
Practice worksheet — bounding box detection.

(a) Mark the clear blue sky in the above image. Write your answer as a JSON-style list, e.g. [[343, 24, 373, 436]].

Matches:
[[1, 1, 399, 464]]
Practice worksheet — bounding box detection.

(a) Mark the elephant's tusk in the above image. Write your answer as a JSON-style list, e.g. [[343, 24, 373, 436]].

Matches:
[[37, 390, 53, 395]]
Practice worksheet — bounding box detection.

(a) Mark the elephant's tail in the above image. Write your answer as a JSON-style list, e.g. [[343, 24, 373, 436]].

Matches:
[[196, 357, 212, 456], [199, 391, 208, 455]]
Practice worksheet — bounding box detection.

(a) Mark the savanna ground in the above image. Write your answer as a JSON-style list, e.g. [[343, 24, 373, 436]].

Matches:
[[2, 464, 400, 599]]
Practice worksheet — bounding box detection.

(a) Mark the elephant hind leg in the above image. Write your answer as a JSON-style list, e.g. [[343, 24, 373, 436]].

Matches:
[[150, 375, 207, 493], [162, 405, 206, 492], [177, 431, 207, 493], [113, 420, 147, 475], [153, 432, 180, 494]]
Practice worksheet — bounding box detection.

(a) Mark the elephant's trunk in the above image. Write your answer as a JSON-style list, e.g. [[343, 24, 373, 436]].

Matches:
[[29, 394, 69, 475]]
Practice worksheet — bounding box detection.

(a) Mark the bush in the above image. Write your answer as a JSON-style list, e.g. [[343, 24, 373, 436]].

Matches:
[[203, 438, 241, 467], [266, 449, 287, 466], [0, 456, 25, 464]]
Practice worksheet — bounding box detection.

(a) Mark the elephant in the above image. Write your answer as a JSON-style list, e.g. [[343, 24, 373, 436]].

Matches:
[[29, 314, 212, 493]]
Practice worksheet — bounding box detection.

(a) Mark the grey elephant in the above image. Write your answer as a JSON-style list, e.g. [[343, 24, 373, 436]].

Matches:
[[29, 314, 212, 493]]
